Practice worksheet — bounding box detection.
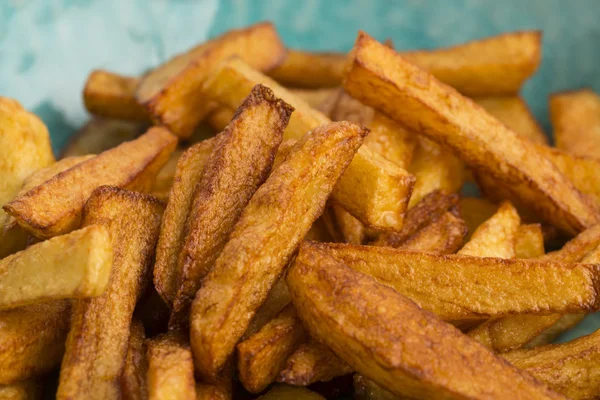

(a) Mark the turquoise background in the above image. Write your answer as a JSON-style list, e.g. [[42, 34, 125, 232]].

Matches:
[[1, 0, 599, 342]]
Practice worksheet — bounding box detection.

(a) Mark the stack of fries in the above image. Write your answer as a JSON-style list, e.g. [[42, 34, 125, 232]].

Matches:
[[2, 21, 600, 399]]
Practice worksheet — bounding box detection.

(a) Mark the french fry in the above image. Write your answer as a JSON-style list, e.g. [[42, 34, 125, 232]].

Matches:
[[399, 210, 466, 254], [245, 278, 292, 339], [122, 319, 148, 400], [268, 50, 346, 88], [171, 85, 292, 326], [365, 112, 417, 169], [57, 187, 164, 400], [503, 328, 600, 400], [331, 205, 366, 244], [353, 374, 397, 400], [83, 71, 149, 121], [257, 384, 325, 400], [190, 121, 367, 380], [4, 127, 176, 238], [0, 300, 70, 384], [0, 225, 112, 310], [516, 224, 545, 259], [150, 148, 184, 202], [287, 244, 563, 399], [154, 138, 215, 306], [475, 96, 548, 144], [458, 197, 498, 241], [524, 313, 586, 348], [289, 88, 338, 109], [147, 333, 196, 400], [458, 201, 520, 258], [550, 89, 600, 158], [0, 379, 42, 400], [202, 57, 415, 231], [237, 305, 306, 393], [136, 22, 285, 138], [343, 31, 599, 235]]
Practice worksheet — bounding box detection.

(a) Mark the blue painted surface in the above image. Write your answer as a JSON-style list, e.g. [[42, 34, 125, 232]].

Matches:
[[1, 0, 599, 342]]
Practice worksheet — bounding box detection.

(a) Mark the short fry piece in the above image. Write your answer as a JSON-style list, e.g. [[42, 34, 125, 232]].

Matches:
[[190, 122, 367, 380], [57, 187, 164, 400], [516, 224, 545, 259], [83, 71, 149, 121], [137, 22, 285, 137], [0, 225, 112, 310], [147, 333, 196, 400], [122, 319, 148, 400], [344, 31, 599, 235], [287, 244, 563, 399], [0, 379, 42, 400], [4, 127, 176, 238]]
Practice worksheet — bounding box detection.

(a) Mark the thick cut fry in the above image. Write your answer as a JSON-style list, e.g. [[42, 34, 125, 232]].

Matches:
[[0, 300, 70, 384], [171, 85, 291, 326], [516, 224, 545, 259], [4, 127, 176, 238], [202, 57, 415, 231], [365, 112, 417, 169], [459, 201, 520, 258], [0, 225, 112, 309], [0, 379, 42, 400], [344, 31, 599, 235], [83, 71, 149, 121], [257, 384, 325, 400], [399, 211, 466, 254], [122, 319, 148, 400], [475, 96, 547, 144], [550, 89, 600, 158], [136, 22, 285, 137], [287, 244, 563, 399], [504, 328, 600, 400], [353, 374, 397, 400], [154, 138, 215, 306], [290, 88, 338, 109], [237, 305, 306, 393], [147, 333, 196, 400], [268, 49, 346, 88], [190, 122, 367, 380], [151, 149, 184, 202], [57, 187, 164, 400]]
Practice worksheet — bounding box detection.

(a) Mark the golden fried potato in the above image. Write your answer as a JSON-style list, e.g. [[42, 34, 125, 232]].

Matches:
[[237, 305, 306, 393], [257, 384, 324, 400], [458, 197, 498, 241], [190, 122, 367, 380], [57, 187, 164, 400], [4, 127, 176, 238], [516, 224, 545, 259], [83, 70, 149, 121], [206, 107, 235, 132], [150, 148, 184, 202], [353, 374, 397, 400], [268, 49, 346, 88], [171, 85, 292, 326], [0, 300, 70, 384], [289, 88, 338, 109], [365, 112, 417, 169], [475, 96, 548, 144], [136, 22, 285, 138], [0, 225, 112, 309], [0, 379, 42, 400], [504, 328, 600, 400], [399, 210, 466, 254], [202, 57, 415, 231], [154, 138, 215, 306], [122, 319, 148, 400], [550, 89, 600, 158], [245, 278, 292, 339], [287, 244, 562, 399], [524, 314, 586, 348], [147, 333, 196, 400], [343, 31, 599, 235], [331, 205, 366, 245]]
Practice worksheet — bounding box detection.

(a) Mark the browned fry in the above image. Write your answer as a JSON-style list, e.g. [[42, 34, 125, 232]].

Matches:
[[57, 187, 164, 400], [154, 138, 215, 306], [458, 197, 498, 241], [237, 305, 306, 393], [147, 333, 196, 400], [136, 22, 285, 138], [475, 96, 548, 144], [287, 244, 563, 399], [268, 50, 346, 88], [399, 211, 466, 254], [190, 122, 367, 380], [504, 328, 600, 400], [83, 70, 149, 121], [122, 319, 148, 400], [0, 300, 70, 384], [202, 57, 415, 231], [150, 149, 184, 202], [0, 379, 42, 400], [550, 89, 600, 158], [289, 88, 338, 109], [343, 31, 599, 235], [353, 374, 397, 400], [4, 127, 176, 238], [516, 224, 545, 259], [170, 85, 292, 327]]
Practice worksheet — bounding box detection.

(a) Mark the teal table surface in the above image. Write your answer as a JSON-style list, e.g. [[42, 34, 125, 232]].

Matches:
[[1, 0, 599, 350]]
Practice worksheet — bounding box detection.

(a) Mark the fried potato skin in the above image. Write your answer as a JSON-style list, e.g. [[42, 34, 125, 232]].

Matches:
[[171, 85, 291, 326], [122, 319, 148, 400], [0, 300, 70, 384], [190, 122, 367, 380], [0, 225, 112, 309], [83, 70, 149, 121], [287, 244, 563, 399], [57, 187, 164, 400], [154, 138, 215, 306], [147, 333, 196, 400], [0, 379, 42, 400], [516, 224, 545, 259], [137, 22, 285, 138], [343, 31, 599, 235], [4, 127, 176, 238]]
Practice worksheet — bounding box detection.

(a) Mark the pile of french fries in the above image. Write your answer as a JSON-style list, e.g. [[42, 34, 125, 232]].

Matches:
[[3, 21, 600, 399]]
